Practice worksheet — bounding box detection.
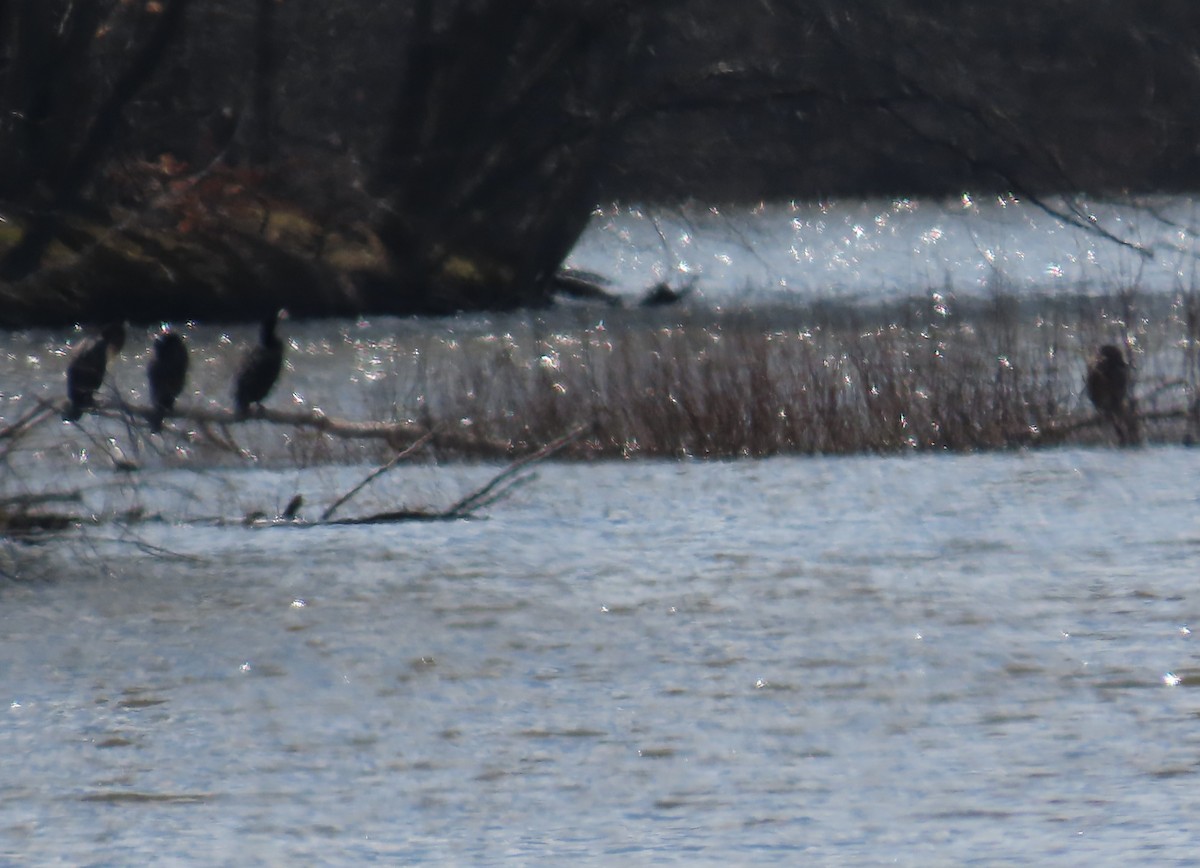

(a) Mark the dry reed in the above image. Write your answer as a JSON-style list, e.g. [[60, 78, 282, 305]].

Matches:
[[381, 291, 1200, 458]]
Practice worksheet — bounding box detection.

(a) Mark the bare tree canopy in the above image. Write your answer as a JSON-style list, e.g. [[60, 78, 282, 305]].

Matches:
[[1, 1, 1199, 323]]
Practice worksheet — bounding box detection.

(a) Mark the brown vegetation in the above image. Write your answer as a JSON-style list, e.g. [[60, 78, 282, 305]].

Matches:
[[386, 294, 1197, 458], [3, 291, 1196, 536], [6, 292, 1197, 466]]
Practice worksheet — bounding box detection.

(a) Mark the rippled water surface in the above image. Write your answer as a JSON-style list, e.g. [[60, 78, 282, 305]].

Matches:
[[5, 199, 1200, 863], [569, 197, 1200, 302], [5, 448, 1200, 864]]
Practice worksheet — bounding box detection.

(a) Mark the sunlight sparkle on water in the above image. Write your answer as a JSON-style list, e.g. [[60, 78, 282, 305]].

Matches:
[[1164, 672, 1182, 687]]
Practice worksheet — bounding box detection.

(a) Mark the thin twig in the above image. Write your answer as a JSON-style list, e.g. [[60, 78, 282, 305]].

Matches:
[[315, 425, 585, 527], [0, 401, 56, 440], [461, 469, 538, 513], [320, 429, 435, 521], [444, 424, 585, 517]]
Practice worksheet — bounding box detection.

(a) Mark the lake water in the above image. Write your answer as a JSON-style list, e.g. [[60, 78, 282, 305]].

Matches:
[[4, 198, 1200, 864], [4, 450, 1200, 863], [568, 196, 1200, 304]]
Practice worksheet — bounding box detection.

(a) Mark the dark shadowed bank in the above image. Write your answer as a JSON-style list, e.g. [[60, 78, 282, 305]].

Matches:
[[3, 2, 1200, 325]]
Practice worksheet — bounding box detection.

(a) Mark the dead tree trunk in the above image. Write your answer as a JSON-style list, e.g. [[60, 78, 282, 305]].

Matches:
[[371, 1, 653, 315], [248, 0, 277, 169], [0, 1, 103, 204], [0, 0, 192, 282]]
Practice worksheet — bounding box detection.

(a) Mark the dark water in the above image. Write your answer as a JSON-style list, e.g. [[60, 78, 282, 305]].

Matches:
[[4, 448, 1200, 864]]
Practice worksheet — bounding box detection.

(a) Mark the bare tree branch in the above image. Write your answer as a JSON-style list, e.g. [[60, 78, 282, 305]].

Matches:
[[320, 430, 435, 522]]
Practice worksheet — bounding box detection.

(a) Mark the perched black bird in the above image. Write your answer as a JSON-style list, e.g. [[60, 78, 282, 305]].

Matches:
[[146, 325, 189, 433], [1086, 344, 1129, 415], [1086, 344, 1135, 445], [64, 322, 126, 421], [234, 310, 286, 417]]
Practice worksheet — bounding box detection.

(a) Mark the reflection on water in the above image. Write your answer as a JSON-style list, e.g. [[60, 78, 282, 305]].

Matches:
[[568, 197, 1200, 302], [4, 449, 1200, 862]]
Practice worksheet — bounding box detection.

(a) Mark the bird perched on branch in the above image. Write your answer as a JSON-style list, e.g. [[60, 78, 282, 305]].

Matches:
[[64, 322, 126, 421], [1085, 344, 1136, 445], [234, 309, 286, 417], [146, 325, 189, 433]]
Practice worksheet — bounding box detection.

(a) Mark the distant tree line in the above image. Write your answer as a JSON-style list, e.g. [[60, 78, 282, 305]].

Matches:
[[1, 1, 1198, 322]]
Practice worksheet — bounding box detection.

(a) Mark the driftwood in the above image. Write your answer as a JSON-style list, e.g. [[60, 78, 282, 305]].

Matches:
[[27, 395, 513, 457], [321, 430, 436, 521], [194, 425, 582, 529], [0, 402, 58, 441], [0, 420, 584, 538], [0, 490, 86, 536], [551, 268, 622, 307], [317, 425, 584, 526]]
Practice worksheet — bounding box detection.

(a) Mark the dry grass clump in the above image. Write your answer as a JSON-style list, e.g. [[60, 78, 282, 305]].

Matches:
[[382, 290, 1200, 458]]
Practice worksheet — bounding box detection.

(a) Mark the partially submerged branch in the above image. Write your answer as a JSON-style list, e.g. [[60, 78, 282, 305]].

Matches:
[[314, 424, 586, 526], [442, 424, 585, 517], [320, 430, 436, 521], [0, 403, 57, 442]]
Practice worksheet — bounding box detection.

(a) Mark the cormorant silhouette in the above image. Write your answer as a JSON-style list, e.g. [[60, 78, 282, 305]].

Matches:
[[1086, 344, 1134, 445], [234, 310, 286, 417], [65, 322, 126, 421], [146, 325, 189, 433]]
